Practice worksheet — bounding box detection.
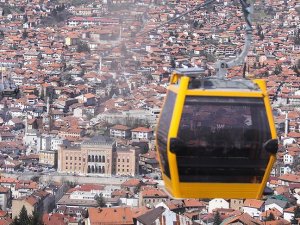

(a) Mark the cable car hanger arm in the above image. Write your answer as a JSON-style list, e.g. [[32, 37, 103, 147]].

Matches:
[[215, 0, 253, 78]]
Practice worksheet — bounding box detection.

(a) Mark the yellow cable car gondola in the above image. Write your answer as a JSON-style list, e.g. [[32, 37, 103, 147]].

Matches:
[[156, 68, 278, 199]]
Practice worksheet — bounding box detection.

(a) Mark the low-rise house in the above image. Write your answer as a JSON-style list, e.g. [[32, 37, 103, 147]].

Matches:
[[14, 180, 39, 198], [221, 213, 262, 225], [12, 190, 53, 219], [121, 179, 142, 193], [0, 159, 21, 173], [261, 208, 283, 221], [56, 205, 87, 219], [139, 204, 194, 225], [242, 199, 264, 218], [0, 186, 11, 210], [208, 198, 230, 213], [139, 188, 168, 207], [42, 213, 80, 225], [139, 151, 159, 173], [283, 206, 296, 222], [0, 132, 15, 142], [87, 207, 134, 225], [230, 199, 244, 211], [110, 124, 131, 139], [131, 127, 153, 141], [265, 198, 289, 214], [39, 150, 57, 167]]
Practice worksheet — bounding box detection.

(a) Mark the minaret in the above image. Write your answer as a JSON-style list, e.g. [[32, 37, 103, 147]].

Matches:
[[99, 57, 102, 75], [46, 96, 50, 115], [284, 112, 289, 137]]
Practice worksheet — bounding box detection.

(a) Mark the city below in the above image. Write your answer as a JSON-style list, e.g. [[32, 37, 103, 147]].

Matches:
[[0, 0, 298, 224]]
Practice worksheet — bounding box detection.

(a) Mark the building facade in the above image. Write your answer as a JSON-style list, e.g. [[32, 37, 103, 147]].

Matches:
[[58, 136, 118, 176], [114, 147, 139, 176], [82, 136, 116, 176], [39, 150, 58, 168]]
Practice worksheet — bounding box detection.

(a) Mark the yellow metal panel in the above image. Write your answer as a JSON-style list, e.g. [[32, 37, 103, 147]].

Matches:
[[255, 79, 278, 198], [155, 90, 175, 182], [175, 183, 263, 199], [159, 78, 277, 199], [187, 90, 264, 98], [168, 76, 190, 196]]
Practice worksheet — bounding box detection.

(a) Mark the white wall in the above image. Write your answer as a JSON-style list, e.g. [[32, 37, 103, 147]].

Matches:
[[242, 206, 261, 218], [208, 198, 229, 213]]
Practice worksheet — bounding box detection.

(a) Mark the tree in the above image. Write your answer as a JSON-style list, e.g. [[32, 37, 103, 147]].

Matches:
[[0, 30, 4, 39], [22, 31, 28, 39], [95, 193, 106, 207], [19, 206, 31, 225], [274, 64, 282, 75], [29, 210, 43, 225], [170, 58, 176, 68], [213, 211, 222, 225], [31, 175, 40, 182], [77, 41, 90, 53], [11, 217, 20, 225], [294, 29, 300, 45]]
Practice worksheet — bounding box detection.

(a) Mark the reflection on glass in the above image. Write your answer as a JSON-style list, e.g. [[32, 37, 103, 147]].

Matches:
[[157, 92, 176, 178], [176, 97, 271, 183]]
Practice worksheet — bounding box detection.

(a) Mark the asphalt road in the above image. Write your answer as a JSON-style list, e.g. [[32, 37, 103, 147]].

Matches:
[[1, 172, 129, 185]]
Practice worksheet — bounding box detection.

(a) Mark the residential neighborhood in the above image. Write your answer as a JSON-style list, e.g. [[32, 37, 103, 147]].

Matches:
[[0, 0, 297, 224]]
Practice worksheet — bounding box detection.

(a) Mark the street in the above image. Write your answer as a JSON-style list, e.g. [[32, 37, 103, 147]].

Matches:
[[1, 172, 129, 185]]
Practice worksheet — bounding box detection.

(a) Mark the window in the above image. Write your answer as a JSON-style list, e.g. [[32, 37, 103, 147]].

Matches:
[[157, 91, 176, 178], [79, 157, 81, 160], [177, 96, 272, 183], [70, 157, 72, 160], [75, 157, 77, 160], [66, 156, 68, 160], [127, 159, 129, 163]]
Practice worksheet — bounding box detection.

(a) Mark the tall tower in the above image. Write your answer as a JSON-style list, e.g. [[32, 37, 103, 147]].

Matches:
[[284, 113, 289, 137]]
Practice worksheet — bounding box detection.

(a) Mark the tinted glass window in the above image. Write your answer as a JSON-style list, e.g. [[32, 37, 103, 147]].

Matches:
[[157, 91, 176, 178], [176, 96, 272, 183]]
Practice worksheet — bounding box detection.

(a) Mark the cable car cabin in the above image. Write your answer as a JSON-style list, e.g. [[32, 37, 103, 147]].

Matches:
[[156, 68, 278, 199]]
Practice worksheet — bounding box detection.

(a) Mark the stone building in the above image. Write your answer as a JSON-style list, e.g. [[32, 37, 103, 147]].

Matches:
[[57, 135, 140, 176], [114, 146, 139, 176], [57, 143, 87, 174], [39, 150, 58, 168], [82, 135, 116, 176]]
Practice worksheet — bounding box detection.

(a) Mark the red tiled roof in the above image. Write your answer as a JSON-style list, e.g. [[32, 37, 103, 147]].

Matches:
[[141, 188, 168, 198], [131, 127, 153, 133], [111, 124, 131, 131], [88, 207, 134, 225], [67, 184, 104, 193], [121, 179, 141, 187], [243, 199, 264, 209], [279, 174, 300, 183]]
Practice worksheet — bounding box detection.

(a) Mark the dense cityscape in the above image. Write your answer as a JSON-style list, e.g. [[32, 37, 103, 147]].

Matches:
[[0, 0, 298, 224]]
